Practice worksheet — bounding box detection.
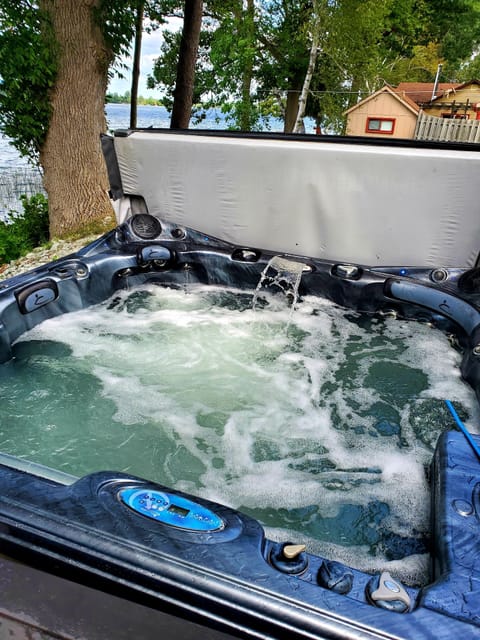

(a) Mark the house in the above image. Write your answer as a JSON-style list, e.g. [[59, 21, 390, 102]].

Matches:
[[413, 79, 480, 120], [344, 80, 480, 140], [344, 85, 420, 138], [394, 82, 461, 109]]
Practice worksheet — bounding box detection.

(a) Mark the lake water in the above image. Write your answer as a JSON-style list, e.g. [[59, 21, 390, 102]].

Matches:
[[0, 104, 314, 218], [1, 283, 477, 586]]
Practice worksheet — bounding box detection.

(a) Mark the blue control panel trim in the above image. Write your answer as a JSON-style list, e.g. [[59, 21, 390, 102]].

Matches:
[[119, 487, 225, 532]]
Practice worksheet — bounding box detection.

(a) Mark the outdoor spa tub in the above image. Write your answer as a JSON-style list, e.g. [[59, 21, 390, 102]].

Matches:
[[0, 129, 480, 639], [0, 209, 479, 639]]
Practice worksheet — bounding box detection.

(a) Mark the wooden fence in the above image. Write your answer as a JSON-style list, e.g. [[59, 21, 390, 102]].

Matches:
[[414, 111, 480, 143]]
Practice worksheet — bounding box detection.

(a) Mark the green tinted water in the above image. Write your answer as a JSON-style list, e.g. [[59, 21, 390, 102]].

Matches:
[[0, 285, 477, 584]]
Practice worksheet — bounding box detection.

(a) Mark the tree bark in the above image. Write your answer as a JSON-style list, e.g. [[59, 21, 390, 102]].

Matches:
[[284, 90, 300, 133], [39, 0, 114, 238], [239, 0, 255, 131], [130, 1, 145, 129], [293, 28, 319, 133], [170, 0, 203, 129]]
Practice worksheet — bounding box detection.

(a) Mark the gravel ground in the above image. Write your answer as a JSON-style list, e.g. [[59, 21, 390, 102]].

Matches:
[[0, 235, 100, 281]]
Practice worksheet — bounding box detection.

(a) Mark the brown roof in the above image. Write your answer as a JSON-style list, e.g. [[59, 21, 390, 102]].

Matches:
[[343, 84, 420, 115], [395, 82, 461, 105]]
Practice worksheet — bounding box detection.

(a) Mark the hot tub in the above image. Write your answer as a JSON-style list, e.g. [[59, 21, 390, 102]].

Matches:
[[0, 211, 479, 639]]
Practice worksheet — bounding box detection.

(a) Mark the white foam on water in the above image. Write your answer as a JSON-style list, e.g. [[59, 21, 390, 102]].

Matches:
[[7, 283, 480, 583]]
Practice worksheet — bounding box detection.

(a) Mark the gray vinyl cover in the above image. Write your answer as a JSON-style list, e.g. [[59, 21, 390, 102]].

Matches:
[[112, 131, 480, 267]]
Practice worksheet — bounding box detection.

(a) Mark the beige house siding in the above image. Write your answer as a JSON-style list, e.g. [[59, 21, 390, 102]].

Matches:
[[345, 92, 418, 138]]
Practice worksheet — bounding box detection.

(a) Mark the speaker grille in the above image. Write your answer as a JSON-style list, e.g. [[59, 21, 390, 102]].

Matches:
[[131, 214, 162, 240]]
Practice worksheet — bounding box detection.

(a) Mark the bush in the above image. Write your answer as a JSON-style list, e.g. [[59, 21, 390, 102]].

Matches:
[[0, 193, 49, 264]]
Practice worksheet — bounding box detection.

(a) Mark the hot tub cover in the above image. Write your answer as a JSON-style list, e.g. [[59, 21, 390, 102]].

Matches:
[[103, 130, 480, 268]]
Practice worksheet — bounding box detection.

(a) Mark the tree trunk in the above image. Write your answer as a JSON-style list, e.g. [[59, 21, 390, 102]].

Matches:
[[293, 29, 319, 133], [170, 0, 203, 129], [130, 1, 145, 129], [39, 0, 114, 238], [239, 0, 255, 131], [284, 90, 300, 133]]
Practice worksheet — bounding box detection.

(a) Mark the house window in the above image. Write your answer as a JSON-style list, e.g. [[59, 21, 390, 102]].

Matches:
[[366, 117, 395, 134]]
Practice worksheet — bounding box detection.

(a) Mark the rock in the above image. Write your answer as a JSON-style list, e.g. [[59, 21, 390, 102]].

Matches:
[[0, 236, 99, 281]]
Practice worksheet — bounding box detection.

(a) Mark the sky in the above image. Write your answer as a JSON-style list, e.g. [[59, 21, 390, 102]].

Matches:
[[108, 25, 171, 99]]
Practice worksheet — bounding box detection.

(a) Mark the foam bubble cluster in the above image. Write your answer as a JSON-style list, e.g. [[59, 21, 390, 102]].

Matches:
[[1, 284, 478, 584]]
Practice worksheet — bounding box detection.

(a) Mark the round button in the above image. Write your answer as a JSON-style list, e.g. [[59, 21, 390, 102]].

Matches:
[[384, 580, 400, 593], [452, 499, 473, 517]]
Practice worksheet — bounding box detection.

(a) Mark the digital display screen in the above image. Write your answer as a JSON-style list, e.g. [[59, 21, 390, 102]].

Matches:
[[168, 503, 190, 517]]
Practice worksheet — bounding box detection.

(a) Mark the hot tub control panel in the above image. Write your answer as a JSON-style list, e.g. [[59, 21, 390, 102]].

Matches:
[[119, 487, 225, 532]]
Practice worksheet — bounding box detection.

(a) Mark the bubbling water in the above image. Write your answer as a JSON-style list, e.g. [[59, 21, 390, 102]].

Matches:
[[0, 284, 477, 585]]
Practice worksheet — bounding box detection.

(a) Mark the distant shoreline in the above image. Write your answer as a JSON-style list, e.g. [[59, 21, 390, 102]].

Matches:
[[0, 103, 315, 217]]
